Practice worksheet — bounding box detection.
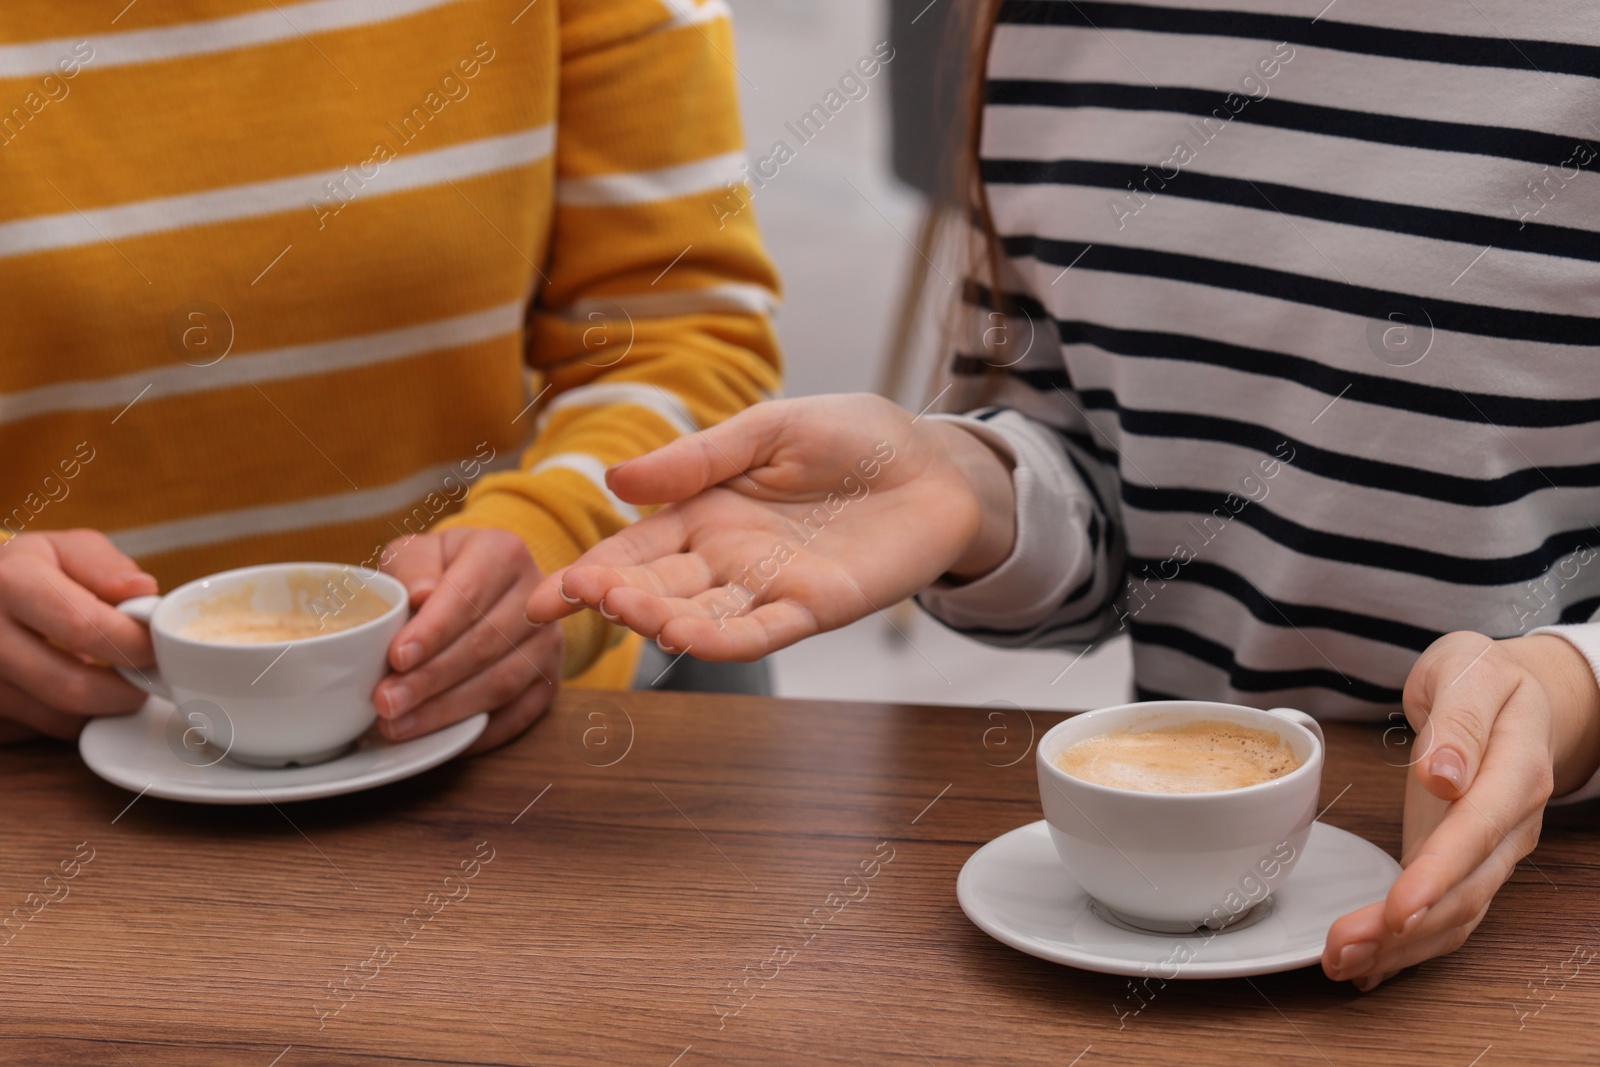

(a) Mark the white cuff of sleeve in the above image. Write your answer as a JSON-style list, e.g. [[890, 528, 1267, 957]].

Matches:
[[915, 412, 1095, 634], [1527, 620, 1600, 805]]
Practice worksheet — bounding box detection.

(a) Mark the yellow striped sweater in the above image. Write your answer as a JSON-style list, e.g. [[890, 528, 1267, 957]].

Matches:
[[0, 0, 782, 687]]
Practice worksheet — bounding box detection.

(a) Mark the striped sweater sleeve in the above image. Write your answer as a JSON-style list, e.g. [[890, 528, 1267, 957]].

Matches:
[[438, 0, 782, 679], [917, 409, 1122, 646]]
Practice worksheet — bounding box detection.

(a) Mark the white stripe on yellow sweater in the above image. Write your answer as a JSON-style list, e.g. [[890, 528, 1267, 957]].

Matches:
[[538, 382, 699, 438], [566, 282, 778, 321], [0, 126, 553, 259], [556, 150, 746, 207], [0, 301, 524, 425], [532, 453, 641, 522], [0, 0, 464, 78], [655, 0, 733, 30], [107, 454, 509, 559]]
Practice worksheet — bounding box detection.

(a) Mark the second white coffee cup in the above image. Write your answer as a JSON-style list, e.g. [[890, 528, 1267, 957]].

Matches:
[[1037, 700, 1325, 932]]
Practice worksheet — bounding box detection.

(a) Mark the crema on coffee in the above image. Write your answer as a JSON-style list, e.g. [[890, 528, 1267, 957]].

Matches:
[[177, 571, 392, 645], [1054, 719, 1303, 793]]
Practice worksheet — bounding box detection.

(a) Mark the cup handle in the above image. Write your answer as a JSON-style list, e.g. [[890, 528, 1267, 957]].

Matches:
[[1266, 706, 1323, 748], [113, 596, 172, 701]]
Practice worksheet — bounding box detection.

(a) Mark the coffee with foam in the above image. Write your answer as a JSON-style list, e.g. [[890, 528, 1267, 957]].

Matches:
[[1054, 718, 1302, 793], [177, 570, 392, 645], [179, 609, 379, 644]]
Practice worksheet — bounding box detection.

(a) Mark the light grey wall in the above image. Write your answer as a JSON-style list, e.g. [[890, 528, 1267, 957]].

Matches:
[[726, 0, 924, 399]]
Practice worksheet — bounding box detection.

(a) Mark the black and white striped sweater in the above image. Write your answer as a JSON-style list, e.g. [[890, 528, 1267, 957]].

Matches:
[[917, 1, 1600, 755]]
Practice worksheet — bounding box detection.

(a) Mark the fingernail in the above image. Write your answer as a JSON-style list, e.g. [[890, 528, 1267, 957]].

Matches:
[[395, 642, 422, 672], [657, 636, 680, 654], [1401, 907, 1429, 935], [559, 583, 582, 605], [389, 714, 415, 738], [115, 570, 152, 587], [1353, 974, 1382, 993], [598, 599, 621, 622], [1335, 941, 1378, 976], [384, 684, 413, 717], [523, 611, 544, 628], [1430, 748, 1467, 794]]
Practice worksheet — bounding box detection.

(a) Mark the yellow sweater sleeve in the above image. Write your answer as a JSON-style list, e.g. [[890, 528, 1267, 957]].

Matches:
[[437, 0, 782, 682]]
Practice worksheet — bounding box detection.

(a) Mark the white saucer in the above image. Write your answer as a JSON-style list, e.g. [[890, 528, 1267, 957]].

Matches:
[[79, 698, 487, 805], [957, 820, 1401, 979]]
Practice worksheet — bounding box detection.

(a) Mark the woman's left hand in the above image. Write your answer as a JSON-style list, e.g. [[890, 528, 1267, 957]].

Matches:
[[1322, 631, 1600, 990]]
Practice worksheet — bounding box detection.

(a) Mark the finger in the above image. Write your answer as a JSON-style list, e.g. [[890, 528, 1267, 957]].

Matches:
[[380, 627, 557, 742], [1352, 969, 1401, 994], [524, 512, 691, 622], [597, 579, 782, 642], [1347, 900, 1496, 993], [588, 554, 721, 604], [595, 585, 711, 640], [1333, 835, 1515, 981], [1404, 633, 1511, 800], [381, 532, 445, 604], [0, 563, 154, 666], [658, 600, 820, 661], [567, 556, 729, 634], [1327, 852, 1505, 983], [48, 529, 158, 604], [1401, 768, 1452, 867], [1365, 894, 1495, 980], [606, 402, 791, 505], [389, 532, 525, 673], [0, 676, 103, 740], [377, 585, 546, 719], [525, 566, 584, 624], [563, 511, 695, 576], [1382, 705, 1548, 932], [1323, 900, 1389, 980], [0, 616, 150, 716], [464, 681, 554, 756], [1384, 800, 1536, 939]]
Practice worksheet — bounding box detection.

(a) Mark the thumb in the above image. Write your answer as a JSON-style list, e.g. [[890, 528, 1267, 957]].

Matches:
[[606, 402, 787, 505], [1406, 634, 1511, 801]]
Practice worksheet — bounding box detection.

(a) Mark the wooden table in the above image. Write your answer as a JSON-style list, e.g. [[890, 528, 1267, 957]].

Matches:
[[2, 691, 1596, 1066]]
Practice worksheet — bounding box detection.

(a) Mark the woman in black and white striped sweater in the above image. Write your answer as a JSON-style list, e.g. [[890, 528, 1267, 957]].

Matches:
[[529, 0, 1600, 991]]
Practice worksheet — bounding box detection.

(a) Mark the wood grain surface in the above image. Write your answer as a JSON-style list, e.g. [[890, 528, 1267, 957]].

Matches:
[[1, 689, 1596, 1066]]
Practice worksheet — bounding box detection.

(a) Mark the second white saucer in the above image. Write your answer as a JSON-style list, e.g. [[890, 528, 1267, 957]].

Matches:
[[957, 819, 1401, 978], [80, 698, 486, 805]]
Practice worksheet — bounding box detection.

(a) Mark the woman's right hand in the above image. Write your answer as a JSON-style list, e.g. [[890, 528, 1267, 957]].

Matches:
[[0, 530, 158, 742], [524, 394, 1017, 661]]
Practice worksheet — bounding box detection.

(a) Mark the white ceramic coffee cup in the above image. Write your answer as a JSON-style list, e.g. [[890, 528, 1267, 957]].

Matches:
[[114, 562, 408, 767], [1036, 700, 1324, 931]]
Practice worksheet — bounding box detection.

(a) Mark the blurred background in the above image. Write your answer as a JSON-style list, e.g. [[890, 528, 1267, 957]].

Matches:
[[721, 0, 1134, 711]]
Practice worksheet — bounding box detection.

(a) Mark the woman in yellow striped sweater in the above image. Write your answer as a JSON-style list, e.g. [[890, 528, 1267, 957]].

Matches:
[[0, 0, 780, 750]]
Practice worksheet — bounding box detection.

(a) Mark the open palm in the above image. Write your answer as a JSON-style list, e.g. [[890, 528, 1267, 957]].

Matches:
[[524, 395, 999, 660]]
